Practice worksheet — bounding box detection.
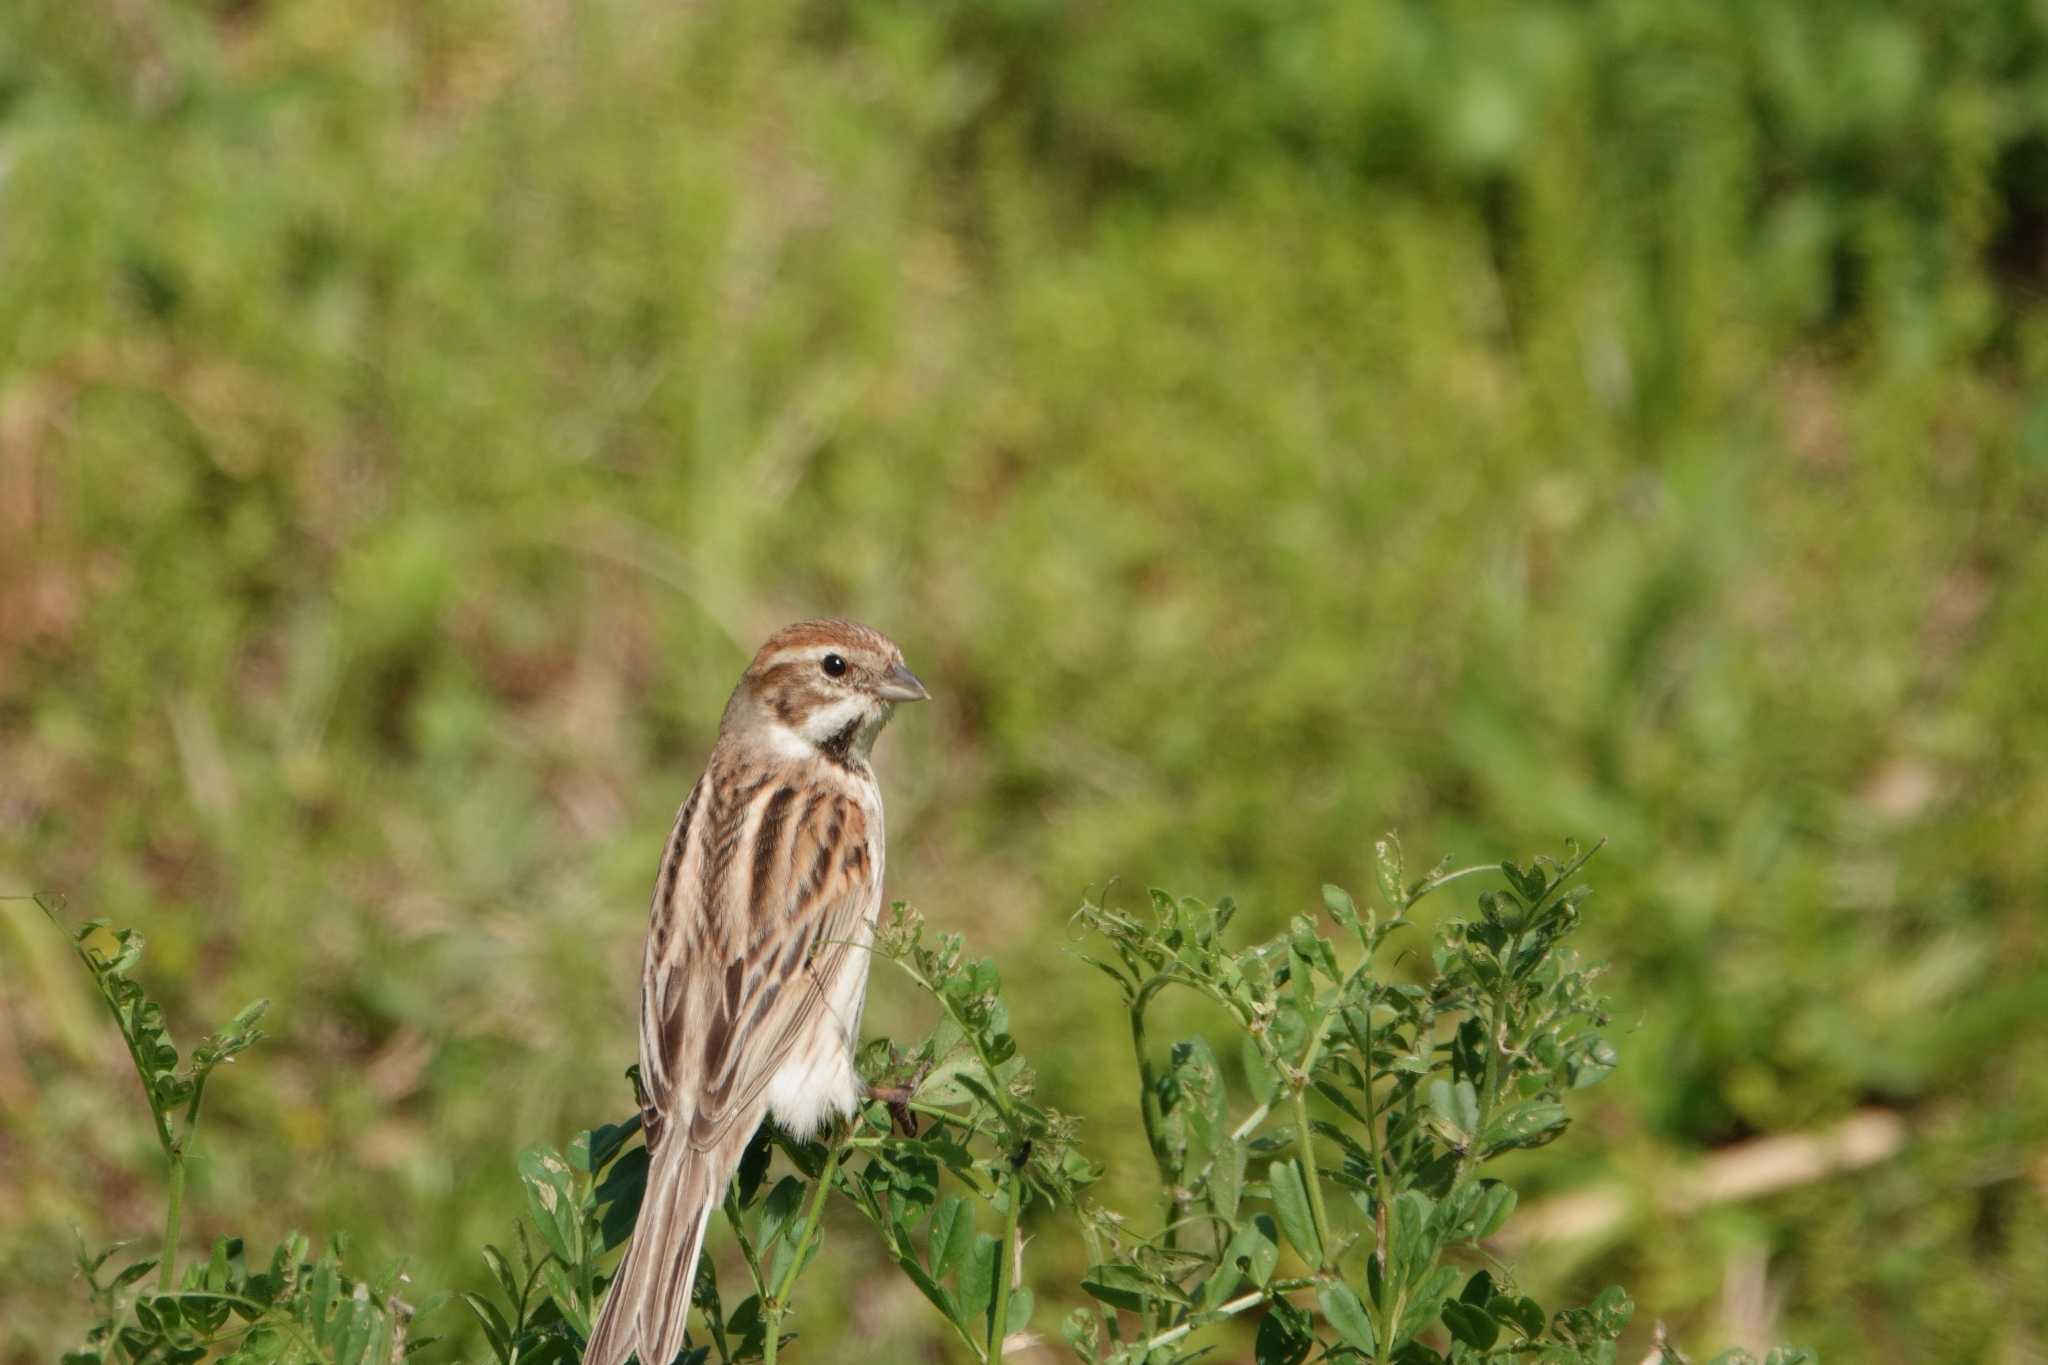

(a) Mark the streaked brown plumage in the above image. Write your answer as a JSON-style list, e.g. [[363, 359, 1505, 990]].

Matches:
[[583, 619, 927, 1365]]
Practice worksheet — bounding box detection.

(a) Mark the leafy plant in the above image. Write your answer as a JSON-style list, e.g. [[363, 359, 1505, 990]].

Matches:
[[40, 897, 431, 1364], [45, 839, 1815, 1363], [469, 904, 1099, 1365], [1057, 836, 1630, 1364], [464, 838, 1815, 1365]]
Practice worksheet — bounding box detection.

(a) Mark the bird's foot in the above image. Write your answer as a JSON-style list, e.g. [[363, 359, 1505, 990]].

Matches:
[[865, 1061, 932, 1137]]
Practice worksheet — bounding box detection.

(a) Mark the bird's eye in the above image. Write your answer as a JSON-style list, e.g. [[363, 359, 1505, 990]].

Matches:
[[821, 653, 848, 678]]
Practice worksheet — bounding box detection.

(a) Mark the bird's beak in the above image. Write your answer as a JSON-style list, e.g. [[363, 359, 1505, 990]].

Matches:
[[874, 661, 930, 703]]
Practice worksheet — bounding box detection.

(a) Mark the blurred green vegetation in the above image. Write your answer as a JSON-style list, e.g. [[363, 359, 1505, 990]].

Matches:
[[2, 0, 2046, 1360]]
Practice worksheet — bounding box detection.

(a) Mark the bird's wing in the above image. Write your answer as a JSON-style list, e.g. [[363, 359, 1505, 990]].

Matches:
[[639, 776, 877, 1154], [593, 766, 883, 1365]]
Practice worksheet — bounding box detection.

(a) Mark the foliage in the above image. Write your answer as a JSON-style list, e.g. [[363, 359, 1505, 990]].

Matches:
[[36, 899, 430, 1364], [1057, 838, 1632, 1365], [445, 840, 1800, 1364]]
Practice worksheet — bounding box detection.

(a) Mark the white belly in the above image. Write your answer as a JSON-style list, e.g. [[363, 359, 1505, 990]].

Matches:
[[764, 915, 876, 1138], [765, 780, 884, 1139]]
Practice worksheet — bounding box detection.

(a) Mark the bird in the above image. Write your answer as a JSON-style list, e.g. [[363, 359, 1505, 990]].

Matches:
[[582, 618, 929, 1365]]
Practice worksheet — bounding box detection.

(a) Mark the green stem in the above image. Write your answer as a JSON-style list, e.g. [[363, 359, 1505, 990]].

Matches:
[[763, 1144, 843, 1365], [988, 1172, 1023, 1365], [1455, 935, 1517, 1191], [1139, 1277, 1318, 1353], [1400, 864, 1499, 907], [1357, 1005, 1396, 1356], [1380, 1287, 1409, 1365], [888, 957, 1023, 1139], [1289, 1083, 1335, 1271], [724, 1187, 767, 1292], [1129, 994, 1169, 1177], [1126, 981, 1191, 1257], [160, 1149, 185, 1292]]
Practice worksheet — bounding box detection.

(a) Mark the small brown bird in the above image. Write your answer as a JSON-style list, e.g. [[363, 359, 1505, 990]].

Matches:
[[582, 619, 927, 1365]]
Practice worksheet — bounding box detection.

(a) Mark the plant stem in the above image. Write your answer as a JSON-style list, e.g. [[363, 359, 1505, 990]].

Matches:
[[1229, 1099, 1273, 1143], [160, 1148, 185, 1292], [762, 1144, 843, 1365], [1401, 864, 1500, 906], [724, 1187, 768, 1292], [1127, 981, 1194, 1257], [989, 1172, 1023, 1365], [1139, 1278, 1318, 1352], [1128, 995, 1170, 1179], [1455, 935, 1517, 1192], [1289, 1083, 1335, 1270], [888, 955, 1024, 1139]]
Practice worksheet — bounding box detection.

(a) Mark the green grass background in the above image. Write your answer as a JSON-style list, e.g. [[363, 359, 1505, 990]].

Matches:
[[3, 0, 2047, 1359]]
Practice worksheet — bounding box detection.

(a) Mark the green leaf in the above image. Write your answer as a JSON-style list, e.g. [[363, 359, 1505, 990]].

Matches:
[[517, 1148, 583, 1265], [1079, 1263, 1154, 1313], [1201, 1213, 1279, 1306], [1267, 1158, 1322, 1264], [928, 1196, 972, 1279], [583, 1118, 638, 1174], [459, 1292, 513, 1364], [1502, 860, 1546, 905], [1255, 1302, 1313, 1365], [957, 1233, 999, 1323], [595, 1147, 650, 1251], [1375, 837, 1405, 908], [332, 1297, 378, 1365], [1592, 1285, 1634, 1337], [475, 1244, 516, 1309], [1482, 1100, 1568, 1153], [542, 1259, 591, 1337], [111, 1258, 159, 1289], [1322, 884, 1360, 932], [734, 1127, 774, 1206], [1005, 1285, 1035, 1334], [1390, 1190, 1437, 1283], [1396, 1266, 1459, 1345], [1317, 1281, 1377, 1353], [1208, 1134, 1245, 1221], [1242, 1034, 1280, 1105], [1552, 1285, 1634, 1346], [757, 1177, 805, 1251], [1441, 1298, 1498, 1350], [1466, 1183, 1517, 1240], [766, 1222, 805, 1295], [892, 1252, 958, 1324], [1489, 1293, 1546, 1340], [1572, 1037, 1620, 1089], [1426, 1080, 1480, 1143], [1061, 1307, 1102, 1360]]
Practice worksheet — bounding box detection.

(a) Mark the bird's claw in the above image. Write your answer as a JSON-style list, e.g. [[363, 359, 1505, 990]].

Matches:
[[864, 1083, 918, 1137], [865, 1060, 933, 1138]]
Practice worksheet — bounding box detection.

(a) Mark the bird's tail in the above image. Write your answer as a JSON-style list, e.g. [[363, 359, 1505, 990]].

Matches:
[[582, 1139, 727, 1365]]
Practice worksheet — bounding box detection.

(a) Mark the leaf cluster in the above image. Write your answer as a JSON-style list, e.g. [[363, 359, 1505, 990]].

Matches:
[[1060, 838, 1637, 1364], [67, 1232, 426, 1365], [41, 898, 426, 1364]]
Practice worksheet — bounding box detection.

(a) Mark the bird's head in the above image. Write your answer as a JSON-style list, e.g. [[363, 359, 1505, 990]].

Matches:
[[723, 618, 928, 764]]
